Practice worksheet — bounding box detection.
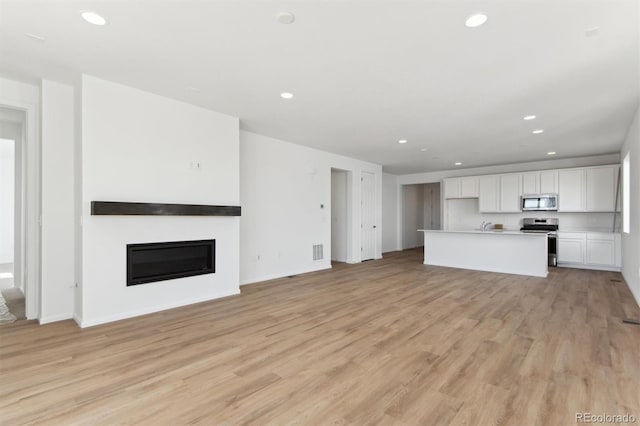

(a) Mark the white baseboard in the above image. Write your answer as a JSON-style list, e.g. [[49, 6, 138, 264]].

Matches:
[[78, 288, 241, 328], [39, 313, 74, 325], [557, 263, 621, 272], [240, 263, 331, 286], [73, 314, 83, 327]]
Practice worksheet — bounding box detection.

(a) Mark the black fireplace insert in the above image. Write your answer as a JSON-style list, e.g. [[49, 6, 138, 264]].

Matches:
[[127, 239, 215, 286]]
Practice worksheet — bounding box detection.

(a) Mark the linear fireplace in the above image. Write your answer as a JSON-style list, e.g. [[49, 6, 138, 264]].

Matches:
[[127, 239, 215, 286]]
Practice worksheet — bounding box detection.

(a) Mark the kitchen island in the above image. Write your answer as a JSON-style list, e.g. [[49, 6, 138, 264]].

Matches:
[[418, 230, 548, 277]]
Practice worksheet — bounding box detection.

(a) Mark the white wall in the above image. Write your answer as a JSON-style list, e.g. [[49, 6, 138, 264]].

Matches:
[[331, 169, 348, 262], [382, 173, 400, 253], [40, 80, 75, 323], [621, 104, 639, 306], [401, 184, 424, 249], [619, 7, 640, 306], [0, 137, 14, 264], [73, 75, 83, 322], [80, 75, 240, 327], [240, 131, 382, 285]]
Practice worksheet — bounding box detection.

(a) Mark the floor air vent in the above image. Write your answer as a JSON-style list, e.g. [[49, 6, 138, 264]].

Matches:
[[313, 244, 324, 261]]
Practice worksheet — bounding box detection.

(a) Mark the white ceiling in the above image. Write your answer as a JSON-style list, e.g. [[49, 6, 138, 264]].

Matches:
[[0, 0, 638, 174]]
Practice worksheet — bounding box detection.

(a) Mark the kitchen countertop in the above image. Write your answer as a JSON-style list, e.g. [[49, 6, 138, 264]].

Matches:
[[418, 229, 548, 236], [558, 228, 620, 233]]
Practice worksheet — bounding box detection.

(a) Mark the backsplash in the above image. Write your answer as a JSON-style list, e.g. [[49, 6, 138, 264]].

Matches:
[[446, 198, 619, 232]]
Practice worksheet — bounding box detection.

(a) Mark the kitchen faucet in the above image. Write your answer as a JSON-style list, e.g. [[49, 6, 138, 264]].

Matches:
[[481, 221, 493, 232]]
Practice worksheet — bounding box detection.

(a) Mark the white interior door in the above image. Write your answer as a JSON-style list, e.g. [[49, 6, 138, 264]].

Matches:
[[361, 171, 376, 261], [331, 169, 348, 262]]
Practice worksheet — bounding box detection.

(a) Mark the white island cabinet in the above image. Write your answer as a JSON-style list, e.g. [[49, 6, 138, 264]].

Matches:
[[419, 230, 548, 278]]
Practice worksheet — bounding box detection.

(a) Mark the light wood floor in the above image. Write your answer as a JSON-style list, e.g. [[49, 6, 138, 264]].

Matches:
[[1, 249, 639, 425]]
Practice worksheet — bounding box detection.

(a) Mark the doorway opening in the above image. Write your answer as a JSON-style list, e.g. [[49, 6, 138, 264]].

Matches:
[[0, 107, 26, 322], [401, 182, 441, 250], [331, 168, 352, 264]]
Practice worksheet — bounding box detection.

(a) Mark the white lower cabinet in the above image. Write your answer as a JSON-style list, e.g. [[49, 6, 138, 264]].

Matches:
[[557, 232, 620, 270], [557, 233, 585, 264], [586, 239, 615, 266]]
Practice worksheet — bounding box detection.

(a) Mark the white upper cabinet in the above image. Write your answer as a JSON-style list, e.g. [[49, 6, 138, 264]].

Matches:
[[499, 174, 522, 212], [521, 170, 558, 195], [459, 176, 479, 198], [585, 166, 619, 212], [444, 176, 479, 199], [443, 178, 460, 199], [558, 169, 586, 212], [478, 175, 499, 212], [521, 172, 539, 195], [558, 166, 618, 212], [539, 170, 558, 194], [447, 164, 617, 213], [479, 173, 522, 212]]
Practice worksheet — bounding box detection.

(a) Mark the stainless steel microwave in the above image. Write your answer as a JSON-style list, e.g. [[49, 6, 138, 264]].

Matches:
[[521, 194, 558, 211]]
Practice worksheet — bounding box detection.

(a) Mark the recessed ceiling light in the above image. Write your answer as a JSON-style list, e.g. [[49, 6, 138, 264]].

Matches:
[[280, 92, 294, 99], [532, 129, 544, 134], [81, 11, 107, 26], [420, 148, 427, 152], [25, 33, 46, 42], [465, 13, 487, 28], [398, 139, 408, 144], [547, 151, 556, 155], [585, 27, 600, 37], [523, 115, 536, 120], [455, 162, 462, 166], [277, 12, 296, 24]]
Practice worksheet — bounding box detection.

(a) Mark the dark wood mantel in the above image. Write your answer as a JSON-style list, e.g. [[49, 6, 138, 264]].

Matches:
[[91, 201, 241, 216]]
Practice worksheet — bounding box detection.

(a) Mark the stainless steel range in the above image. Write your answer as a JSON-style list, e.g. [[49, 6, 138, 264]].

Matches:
[[521, 218, 559, 266]]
